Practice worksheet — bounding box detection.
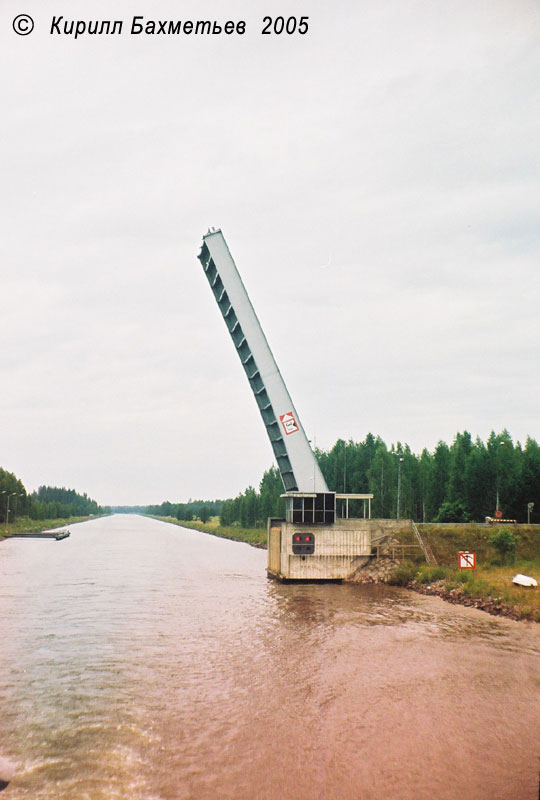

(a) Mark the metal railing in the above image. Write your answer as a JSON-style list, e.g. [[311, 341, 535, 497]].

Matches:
[[371, 544, 422, 561]]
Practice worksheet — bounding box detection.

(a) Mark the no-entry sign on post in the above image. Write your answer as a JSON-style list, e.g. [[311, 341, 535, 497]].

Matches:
[[459, 551, 476, 569]]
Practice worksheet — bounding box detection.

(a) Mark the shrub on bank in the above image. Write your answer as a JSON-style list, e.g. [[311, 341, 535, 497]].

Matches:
[[387, 563, 417, 586], [416, 566, 447, 584], [488, 528, 520, 565], [388, 564, 449, 587]]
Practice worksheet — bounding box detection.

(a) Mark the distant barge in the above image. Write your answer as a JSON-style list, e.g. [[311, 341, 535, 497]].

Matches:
[[10, 530, 70, 541]]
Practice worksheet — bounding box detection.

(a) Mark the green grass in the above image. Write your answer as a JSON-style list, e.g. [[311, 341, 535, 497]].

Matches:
[[418, 523, 539, 564], [415, 565, 448, 584], [461, 561, 540, 611], [150, 516, 267, 548]]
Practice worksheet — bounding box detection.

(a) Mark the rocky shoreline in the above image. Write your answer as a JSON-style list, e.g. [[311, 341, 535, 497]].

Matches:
[[348, 557, 401, 584]]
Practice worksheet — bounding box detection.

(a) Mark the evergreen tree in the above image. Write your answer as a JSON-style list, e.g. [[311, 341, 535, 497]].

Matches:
[[259, 467, 285, 521], [367, 442, 393, 518], [427, 441, 451, 519], [520, 437, 540, 522], [464, 438, 491, 520], [448, 431, 473, 512], [418, 448, 432, 522]]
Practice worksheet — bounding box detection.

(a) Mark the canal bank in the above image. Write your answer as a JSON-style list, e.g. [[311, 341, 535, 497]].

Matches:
[[388, 563, 540, 622], [408, 577, 538, 621], [0, 514, 110, 541], [146, 514, 268, 547], [390, 523, 540, 623]]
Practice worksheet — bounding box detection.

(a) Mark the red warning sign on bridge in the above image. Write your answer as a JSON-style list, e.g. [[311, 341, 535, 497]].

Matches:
[[280, 412, 299, 436]]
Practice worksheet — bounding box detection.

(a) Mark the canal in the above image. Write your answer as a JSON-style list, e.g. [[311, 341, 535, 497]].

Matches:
[[0, 514, 538, 799]]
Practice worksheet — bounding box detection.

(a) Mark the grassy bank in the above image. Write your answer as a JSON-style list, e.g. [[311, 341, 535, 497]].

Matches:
[[390, 524, 540, 622], [0, 515, 102, 541], [149, 516, 266, 548], [418, 523, 539, 564]]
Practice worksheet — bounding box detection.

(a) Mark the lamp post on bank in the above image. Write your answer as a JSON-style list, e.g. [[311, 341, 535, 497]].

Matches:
[[495, 441, 505, 514], [396, 456, 404, 520], [12, 492, 24, 522], [341, 439, 350, 518], [2, 491, 20, 524]]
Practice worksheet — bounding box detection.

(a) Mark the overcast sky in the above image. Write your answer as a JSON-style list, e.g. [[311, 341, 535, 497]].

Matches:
[[2, 0, 539, 505]]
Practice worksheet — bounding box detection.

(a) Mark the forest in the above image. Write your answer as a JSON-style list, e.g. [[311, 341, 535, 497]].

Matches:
[[0, 468, 105, 523], [144, 498, 223, 524], [217, 430, 540, 528]]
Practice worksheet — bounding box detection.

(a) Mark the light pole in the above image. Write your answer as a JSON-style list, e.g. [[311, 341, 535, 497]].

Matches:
[[12, 493, 24, 522], [2, 491, 19, 524], [396, 456, 404, 520], [5, 492, 19, 524], [342, 440, 348, 518], [495, 441, 505, 514], [527, 502, 534, 525]]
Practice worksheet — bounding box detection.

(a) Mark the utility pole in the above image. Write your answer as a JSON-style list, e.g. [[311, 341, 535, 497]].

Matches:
[[342, 441, 347, 518], [495, 441, 505, 513], [397, 456, 404, 520], [12, 493, 23, 522], [3, 492, 18, 524]]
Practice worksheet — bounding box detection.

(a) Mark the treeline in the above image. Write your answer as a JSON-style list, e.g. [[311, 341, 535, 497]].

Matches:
[[220, 467, 285, 527], [0, 467, 106, 522], [145, 498, 222, 523], [217, 431, 540, 526], [30, 486, 104, 520], [144, 478, 282, 529]]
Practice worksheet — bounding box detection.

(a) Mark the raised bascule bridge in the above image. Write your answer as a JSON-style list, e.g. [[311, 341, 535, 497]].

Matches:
[[197, 229, 423, 580]]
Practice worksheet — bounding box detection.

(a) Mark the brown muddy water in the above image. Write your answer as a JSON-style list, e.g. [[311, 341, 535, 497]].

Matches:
[[0, 514, 538, 799]]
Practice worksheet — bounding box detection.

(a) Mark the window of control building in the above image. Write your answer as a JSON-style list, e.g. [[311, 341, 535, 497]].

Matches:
[[289, 493, 335, 524]]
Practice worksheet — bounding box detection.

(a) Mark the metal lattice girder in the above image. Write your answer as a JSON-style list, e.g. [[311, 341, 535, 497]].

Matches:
[[198, 230, 329, 494]]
